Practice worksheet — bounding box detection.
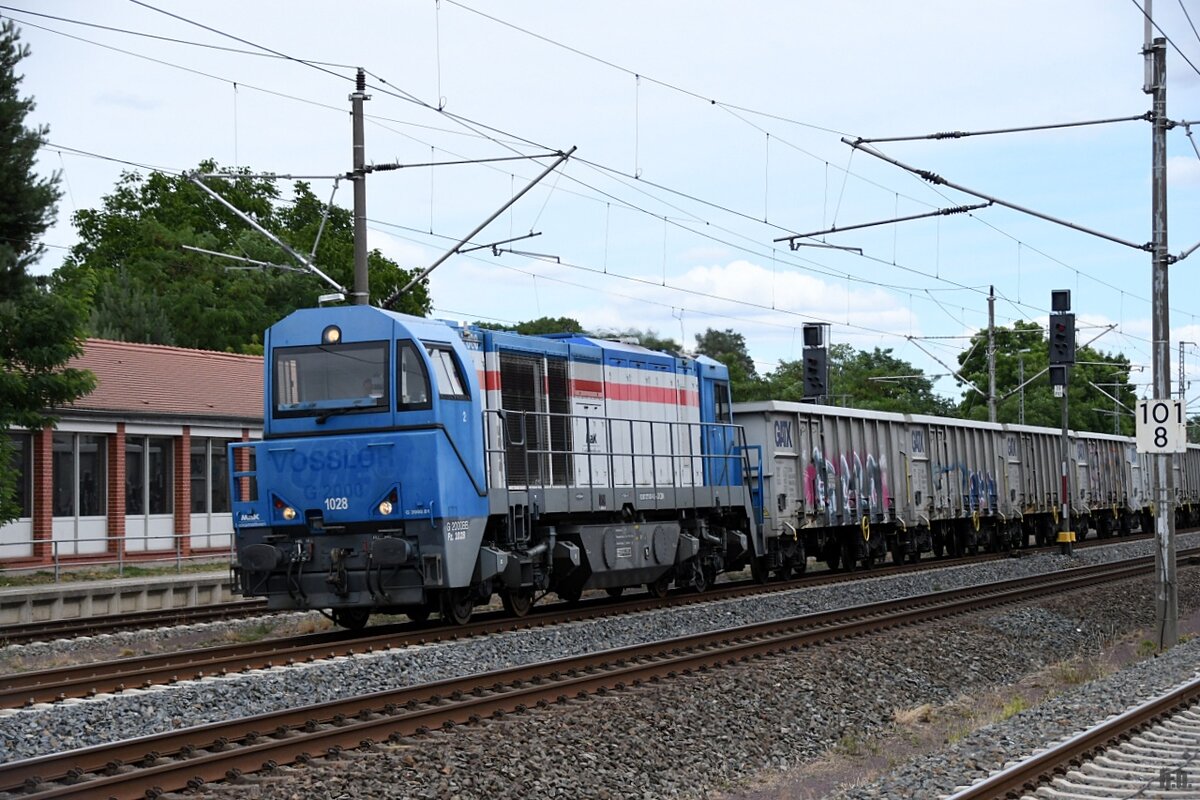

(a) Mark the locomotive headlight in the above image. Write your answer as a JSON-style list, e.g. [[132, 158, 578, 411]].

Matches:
[[322, 325, 341, 345], [378, 500, 394, 515], [282, 506, 298, 521]]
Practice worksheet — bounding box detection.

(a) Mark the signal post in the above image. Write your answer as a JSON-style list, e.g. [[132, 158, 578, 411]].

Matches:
[[1049, 291, 1075, 555]]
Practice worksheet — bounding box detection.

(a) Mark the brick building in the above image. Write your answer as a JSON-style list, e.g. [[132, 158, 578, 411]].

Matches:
[[1, 339, 263, 566]]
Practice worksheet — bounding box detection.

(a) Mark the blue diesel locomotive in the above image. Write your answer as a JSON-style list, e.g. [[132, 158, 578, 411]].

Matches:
[[229, 305, 771, 628]]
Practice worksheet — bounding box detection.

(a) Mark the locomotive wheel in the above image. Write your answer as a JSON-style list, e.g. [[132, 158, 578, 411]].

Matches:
[[605, 587, 625, 598], [406, 606, 432, 624], [501, 589, 535, 617], [440, 590, 474, 626], [331, 608, 370, 631], [690, 561, 716, 592], [646, 574, 672, 599]]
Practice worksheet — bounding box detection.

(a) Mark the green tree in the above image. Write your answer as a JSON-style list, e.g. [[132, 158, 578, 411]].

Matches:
[[475, 316, 585, 336], [765, 344, 951, 413], [956, 320, 1136, 434], [0, 21, 95, 524], [693, 327, 768, 401], [694, 328, 756, 377], [591, 327, 682, 353], [53, 166, 430, 354]]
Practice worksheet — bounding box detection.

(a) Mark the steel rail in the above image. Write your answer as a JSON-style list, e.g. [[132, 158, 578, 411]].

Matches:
[[946, 673, 1200, 799], [0, 601, 270, 647], [0, 531, 1161, 705], [0, 533, 1157, 707], [0, 555, 1184, 799]]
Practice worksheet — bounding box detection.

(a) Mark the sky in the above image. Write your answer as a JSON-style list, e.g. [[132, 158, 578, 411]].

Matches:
[[11, 1, 1200, 403]]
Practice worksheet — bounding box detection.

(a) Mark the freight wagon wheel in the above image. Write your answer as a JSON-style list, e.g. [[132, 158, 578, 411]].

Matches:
[[823, 543, 840, 571], [646, 574, 672, 599], [606, 587, 625, 598], [330, 608, 371, 631], [501, 589, 535, 618], [841, 538, 857, 572], [749, 556, 769, 584], [440, 590, 474, 626], [406, 606, 432, 624]]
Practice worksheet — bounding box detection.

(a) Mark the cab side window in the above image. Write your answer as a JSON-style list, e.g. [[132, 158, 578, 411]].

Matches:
[[397, 341, 431, 410], [424, 343, 469, 400], [714, 380, 732, 423]]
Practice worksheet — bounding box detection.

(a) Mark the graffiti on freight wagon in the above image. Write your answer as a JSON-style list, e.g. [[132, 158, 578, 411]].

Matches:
[[804, 446, 891, 524], [932, 462, 997, 512]]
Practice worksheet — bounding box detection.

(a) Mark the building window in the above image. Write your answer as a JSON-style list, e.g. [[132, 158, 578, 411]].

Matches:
[[126, 436, 173, 515], [190, 438, 232, 514], [125, 438, 143, 515], [53, 432, 107, 517], [6, 433, 32, 518]]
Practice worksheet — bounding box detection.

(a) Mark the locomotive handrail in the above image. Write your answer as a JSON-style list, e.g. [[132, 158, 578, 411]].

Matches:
[[482, 408, 750, 522]]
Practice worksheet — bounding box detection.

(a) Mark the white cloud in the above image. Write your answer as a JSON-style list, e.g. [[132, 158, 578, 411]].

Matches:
[[95, 92, 161, 112], [1169, 156, 1200, 187]]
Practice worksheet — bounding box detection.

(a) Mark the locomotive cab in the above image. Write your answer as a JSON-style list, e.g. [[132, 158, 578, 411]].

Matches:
[[231, 306, 489, 628]]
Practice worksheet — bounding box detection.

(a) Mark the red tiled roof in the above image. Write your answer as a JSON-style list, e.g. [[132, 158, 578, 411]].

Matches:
[[65, 339, 263, 422]]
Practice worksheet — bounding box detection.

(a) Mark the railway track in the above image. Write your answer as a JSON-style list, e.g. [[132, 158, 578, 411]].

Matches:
[[0, 601, 271, 647], [0, 553, 939, 707], [0, 531, 1155, 649], [1, 536, 1167, 708], [0, 554, 1178, 800], [947, 674, 1200, 799]]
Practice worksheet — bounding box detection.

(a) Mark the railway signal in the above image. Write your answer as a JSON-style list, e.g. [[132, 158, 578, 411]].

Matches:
[[801, 323, 828, 402], [1049, 314, 1076, 366]]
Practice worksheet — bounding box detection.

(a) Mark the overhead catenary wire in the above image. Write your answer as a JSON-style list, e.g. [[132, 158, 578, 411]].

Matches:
[[854, 113, 1149, 144], [0, 3, 358, 66], [1128, 0, 1200, 79], [22, 4, 1183, 369], [844, 138, 1152, 252], [20, 5, 1165, 332], [37, 128, 1149, 356], [35, 137, 1075, 365], [419, 0, 1194, 317], [440, 0, 851, 138]]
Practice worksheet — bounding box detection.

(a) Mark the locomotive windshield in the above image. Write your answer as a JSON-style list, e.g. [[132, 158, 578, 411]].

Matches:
[[273, 341, 389, 417]]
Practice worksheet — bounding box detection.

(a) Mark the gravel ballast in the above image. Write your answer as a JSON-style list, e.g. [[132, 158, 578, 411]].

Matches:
[[1, 534, 1197, 799]]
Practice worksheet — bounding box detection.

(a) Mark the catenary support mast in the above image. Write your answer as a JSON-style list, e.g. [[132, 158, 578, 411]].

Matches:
[[1148, 33, 1177, 649], [351, 68, 370, 305]]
